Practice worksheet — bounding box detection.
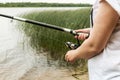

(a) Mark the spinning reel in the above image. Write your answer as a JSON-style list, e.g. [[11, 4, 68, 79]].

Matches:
[[65, 38, 80, 50]]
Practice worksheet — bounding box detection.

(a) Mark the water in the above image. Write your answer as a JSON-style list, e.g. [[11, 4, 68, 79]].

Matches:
[[0, 7, 87, 80], [0, 8, 38, 80]]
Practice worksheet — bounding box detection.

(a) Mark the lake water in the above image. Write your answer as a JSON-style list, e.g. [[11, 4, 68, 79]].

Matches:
[[0, 7, 87, 80]]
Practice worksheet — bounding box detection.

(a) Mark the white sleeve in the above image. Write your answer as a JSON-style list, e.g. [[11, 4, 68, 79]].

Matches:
[[105, 0, 120, 15]]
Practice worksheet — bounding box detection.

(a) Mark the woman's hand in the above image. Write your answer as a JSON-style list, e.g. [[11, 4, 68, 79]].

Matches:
[[74, 28, 91, 40], [65, 49, 79, 63]]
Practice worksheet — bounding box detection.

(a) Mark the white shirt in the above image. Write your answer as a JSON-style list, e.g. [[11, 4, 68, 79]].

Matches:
[[88, 0, 120, 80]]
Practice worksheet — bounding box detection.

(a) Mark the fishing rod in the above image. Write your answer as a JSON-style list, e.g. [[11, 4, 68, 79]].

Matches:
[[0, 13, 89, 49]]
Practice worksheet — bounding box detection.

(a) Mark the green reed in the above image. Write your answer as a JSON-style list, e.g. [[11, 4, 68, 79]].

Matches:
[[0, 2, 92, 7], [19, 8, 91, 68]]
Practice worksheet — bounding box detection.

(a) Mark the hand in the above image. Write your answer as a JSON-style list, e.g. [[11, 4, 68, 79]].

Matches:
[[74, 28, 91, 40], [75, 33, 88, 40], [65, 49, 79, 63]]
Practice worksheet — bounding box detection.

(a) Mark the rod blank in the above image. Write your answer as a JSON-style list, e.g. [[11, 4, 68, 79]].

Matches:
[[0, 13, 89, 38], [0, 13, 77, 35]]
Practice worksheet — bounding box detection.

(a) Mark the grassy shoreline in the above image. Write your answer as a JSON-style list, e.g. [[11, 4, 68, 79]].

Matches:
[[18, 8, 91, 72]]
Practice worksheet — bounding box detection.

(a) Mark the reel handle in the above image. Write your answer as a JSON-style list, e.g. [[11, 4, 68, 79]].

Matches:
[[65, 42, 79, 50]]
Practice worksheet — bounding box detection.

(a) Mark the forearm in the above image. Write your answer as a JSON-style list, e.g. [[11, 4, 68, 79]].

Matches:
[[65, 36, 103, 62], [76, 39, 102, 59]]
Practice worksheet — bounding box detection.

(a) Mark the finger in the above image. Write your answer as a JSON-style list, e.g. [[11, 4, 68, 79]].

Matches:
[[80, 34, 84, 40], [65, 54, 69, 62], [74, 35, 78, 39], [77, 34, 84, 40]]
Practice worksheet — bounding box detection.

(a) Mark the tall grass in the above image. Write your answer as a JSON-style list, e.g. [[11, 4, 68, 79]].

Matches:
[[19, 8, 91, 70], [0, 2, 92, 7]]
